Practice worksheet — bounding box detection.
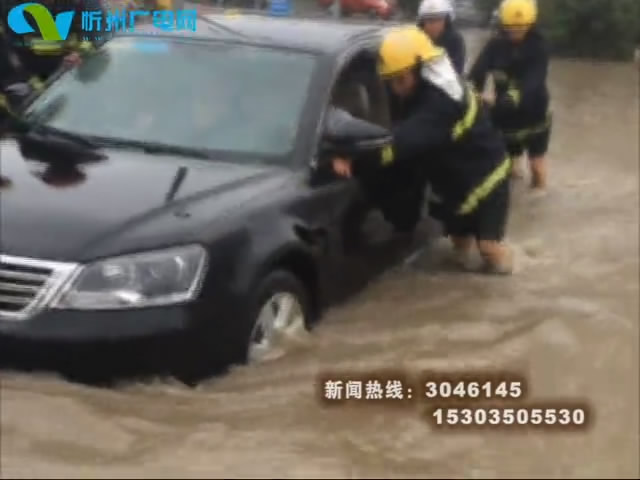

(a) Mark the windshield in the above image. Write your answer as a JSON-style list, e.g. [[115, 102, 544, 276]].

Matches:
[[24, 37, 318, 161]]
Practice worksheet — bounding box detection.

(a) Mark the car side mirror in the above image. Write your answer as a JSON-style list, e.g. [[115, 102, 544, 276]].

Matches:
[[319, 106, 392, 161]]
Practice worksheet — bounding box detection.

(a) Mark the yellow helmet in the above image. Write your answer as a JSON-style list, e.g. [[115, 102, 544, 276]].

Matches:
[[499, 0, 538, 27], [156, 0, 174, 9], [378, 26, 444, 78]]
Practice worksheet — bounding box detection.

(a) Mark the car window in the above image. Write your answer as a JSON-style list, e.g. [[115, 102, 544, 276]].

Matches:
[[25, 37, 318, 162], [330, 50, 391, 128]]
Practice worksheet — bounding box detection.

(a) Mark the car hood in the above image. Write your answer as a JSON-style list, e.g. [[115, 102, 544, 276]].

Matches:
[[0, 139, 288, 262]]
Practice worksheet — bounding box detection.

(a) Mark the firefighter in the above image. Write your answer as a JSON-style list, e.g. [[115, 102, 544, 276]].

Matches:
[[2, 0, 105, 82], [1, 25, 33, 187], [332, 26, 514, 275], [140, 0, 175, 10], [468, 0, 551, 193], [1, 23, 43, 131], [156, 0, 175, 9], [417, 0, 466, 75]]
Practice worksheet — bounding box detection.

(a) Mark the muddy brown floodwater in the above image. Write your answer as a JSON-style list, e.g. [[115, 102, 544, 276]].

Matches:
[[1, 29, 638, 479]]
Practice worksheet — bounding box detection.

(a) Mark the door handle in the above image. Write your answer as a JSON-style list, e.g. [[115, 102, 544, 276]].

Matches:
[[294, 225, 328, 253]]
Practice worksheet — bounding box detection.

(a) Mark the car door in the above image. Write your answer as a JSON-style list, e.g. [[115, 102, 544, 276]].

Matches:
[[304, 45, 394, 259]]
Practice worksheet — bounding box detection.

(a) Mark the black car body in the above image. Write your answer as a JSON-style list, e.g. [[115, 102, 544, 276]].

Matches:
[[0, 14, 418, 381]]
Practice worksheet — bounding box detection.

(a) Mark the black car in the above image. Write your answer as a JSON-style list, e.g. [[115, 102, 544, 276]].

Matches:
[[0, 14, 423, 383]]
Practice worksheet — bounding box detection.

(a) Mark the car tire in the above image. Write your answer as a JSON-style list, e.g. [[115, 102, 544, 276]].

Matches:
[[245, 270, 312, 365], [172, 270, 312, 386]]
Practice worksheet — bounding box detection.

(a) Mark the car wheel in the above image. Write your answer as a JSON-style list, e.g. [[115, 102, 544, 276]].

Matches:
[[247, 270, 312, 364]]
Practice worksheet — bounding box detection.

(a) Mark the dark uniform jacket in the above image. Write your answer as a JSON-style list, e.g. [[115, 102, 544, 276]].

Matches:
[[0, 0, 105, 81], [376, 76, 509, 216], [468, 27, 550, 132], [433, 19, 466, 75]]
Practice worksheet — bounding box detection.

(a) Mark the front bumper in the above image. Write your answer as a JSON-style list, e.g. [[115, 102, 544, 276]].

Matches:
[[0, 306, 203, 381], [0, 305, 189, 342]]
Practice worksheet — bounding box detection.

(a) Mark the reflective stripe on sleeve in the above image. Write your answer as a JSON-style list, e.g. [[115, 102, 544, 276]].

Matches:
[[30, 39, 65, 55], [75, 40, 95, 53], [506, 85, 521, 106], [452, 86, 479, 141], [28, 76, 44, 92], [381, 144, 394, 166]]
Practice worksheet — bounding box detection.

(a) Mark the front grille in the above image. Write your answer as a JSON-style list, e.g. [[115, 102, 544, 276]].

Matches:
[[0, 255, 78, 321]]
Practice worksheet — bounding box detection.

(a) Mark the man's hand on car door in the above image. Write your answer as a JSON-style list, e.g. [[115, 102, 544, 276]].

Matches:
[[332, 156, 353, 178]]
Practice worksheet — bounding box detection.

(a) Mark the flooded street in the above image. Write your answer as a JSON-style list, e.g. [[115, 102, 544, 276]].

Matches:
[[1, 30, 639, 478]]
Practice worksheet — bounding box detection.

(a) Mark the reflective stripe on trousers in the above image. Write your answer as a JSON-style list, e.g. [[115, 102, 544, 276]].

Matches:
[[502, 112, 553, 143], [457, 156, 511, 215]]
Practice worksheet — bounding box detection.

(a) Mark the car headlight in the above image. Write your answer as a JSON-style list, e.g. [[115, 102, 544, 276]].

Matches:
[[52, 245, 207, 310]]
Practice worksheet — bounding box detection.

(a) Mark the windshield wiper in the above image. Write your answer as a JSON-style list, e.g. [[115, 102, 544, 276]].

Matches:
[[31, 124, 99, 148], [9, 115, 215, 159], [10, 116, 99, 149], [83, 136, 214, 159]]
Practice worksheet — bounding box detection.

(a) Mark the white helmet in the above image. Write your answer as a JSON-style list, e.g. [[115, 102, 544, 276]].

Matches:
[[417, 0, 455, 21]]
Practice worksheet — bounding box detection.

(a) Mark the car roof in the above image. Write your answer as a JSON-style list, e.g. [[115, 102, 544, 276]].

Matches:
[[132, 12, 392, 53]]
